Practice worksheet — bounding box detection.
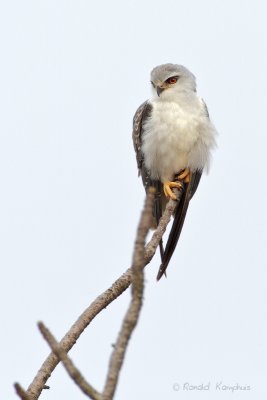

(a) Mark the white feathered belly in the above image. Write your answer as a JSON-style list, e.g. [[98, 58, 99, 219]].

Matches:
[[141, 101, 215, 182]]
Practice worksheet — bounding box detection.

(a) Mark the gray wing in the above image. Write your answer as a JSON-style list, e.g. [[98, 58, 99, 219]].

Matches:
[[132, 101, 165, 259], [132, 101, 151, 187]]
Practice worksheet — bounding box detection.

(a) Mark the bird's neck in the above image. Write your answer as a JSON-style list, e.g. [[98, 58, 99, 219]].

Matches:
[[152, 89, 199, 107]]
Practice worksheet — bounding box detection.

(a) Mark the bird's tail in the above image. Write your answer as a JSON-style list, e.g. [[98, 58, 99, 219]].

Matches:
[[156, 184, 189, 280], [153, 180, 165, 262], [156, 171, 202, 280]]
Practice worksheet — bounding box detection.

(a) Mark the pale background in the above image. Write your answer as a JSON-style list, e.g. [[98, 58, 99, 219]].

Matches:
[[1, 1, 266, 399]]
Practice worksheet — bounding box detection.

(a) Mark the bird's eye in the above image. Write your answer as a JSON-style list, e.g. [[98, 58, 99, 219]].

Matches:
[[166, 76, 179, 84], [150, 81, 155, 88]]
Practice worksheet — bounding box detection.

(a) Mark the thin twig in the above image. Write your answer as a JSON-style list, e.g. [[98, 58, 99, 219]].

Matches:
[[38, 322, 101, 400], [102, 189, 154, 400], [16, 186, 184, 400], [14, 383, 33, 400]]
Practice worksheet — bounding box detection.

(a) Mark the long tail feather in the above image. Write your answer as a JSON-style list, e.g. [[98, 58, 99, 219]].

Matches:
[[156, 187, 189, 280], [153, 180, 165, 262], [156, 171, 202, 280]]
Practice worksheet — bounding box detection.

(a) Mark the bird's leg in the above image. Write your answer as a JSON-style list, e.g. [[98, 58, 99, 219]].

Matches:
[[177, 168, 191, 183], [163, 181, 183, 200]]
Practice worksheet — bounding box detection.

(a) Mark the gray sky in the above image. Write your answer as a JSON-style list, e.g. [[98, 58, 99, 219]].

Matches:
[[1, 1, 266, 399]]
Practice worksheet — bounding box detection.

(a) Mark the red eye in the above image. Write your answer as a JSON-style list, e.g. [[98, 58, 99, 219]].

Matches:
[[166, 76, 178, 84]]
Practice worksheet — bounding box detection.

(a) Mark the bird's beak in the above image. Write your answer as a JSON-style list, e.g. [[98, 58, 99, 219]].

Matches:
[[156, 86, 165, 97]]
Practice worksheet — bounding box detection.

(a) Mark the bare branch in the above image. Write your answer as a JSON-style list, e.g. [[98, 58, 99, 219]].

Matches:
[[16, 186, 184, 400], [38, 322, 101, 400], [14, 383, 33, 400], [102, 189, 154, 399]]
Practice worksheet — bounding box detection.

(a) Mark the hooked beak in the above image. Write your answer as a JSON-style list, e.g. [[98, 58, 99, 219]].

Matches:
[[156, 86, 165, 97]]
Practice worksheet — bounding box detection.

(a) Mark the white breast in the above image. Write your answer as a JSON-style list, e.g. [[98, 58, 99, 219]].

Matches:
[[141, 97, 216, 182]]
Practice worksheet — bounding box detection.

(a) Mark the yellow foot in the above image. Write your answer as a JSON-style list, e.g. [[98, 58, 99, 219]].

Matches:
[[177, 168, 191, 183], [163, 181, 183, 200]]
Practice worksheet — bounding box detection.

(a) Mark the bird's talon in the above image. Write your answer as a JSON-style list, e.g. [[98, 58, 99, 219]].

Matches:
[[184, 173, 191, 183], [177, 168, 191, 182], [163, 181, 182, 200]]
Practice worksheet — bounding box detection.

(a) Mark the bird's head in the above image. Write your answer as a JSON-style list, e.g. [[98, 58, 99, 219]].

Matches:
[[150, 63, 196, 100]]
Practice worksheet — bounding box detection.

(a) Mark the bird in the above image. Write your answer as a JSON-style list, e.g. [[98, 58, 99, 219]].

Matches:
[[132, 63, 217, 280]]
